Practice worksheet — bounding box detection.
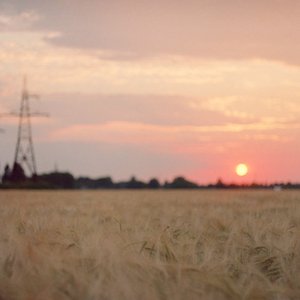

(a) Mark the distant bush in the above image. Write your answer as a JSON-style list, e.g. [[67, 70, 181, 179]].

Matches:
[[75, 177, 114, 189], [165, 176, 198, 189], [38, 172, 75, 189]]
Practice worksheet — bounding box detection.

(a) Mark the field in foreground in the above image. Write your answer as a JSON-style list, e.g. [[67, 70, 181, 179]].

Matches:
[[0, 190, 299, 300]]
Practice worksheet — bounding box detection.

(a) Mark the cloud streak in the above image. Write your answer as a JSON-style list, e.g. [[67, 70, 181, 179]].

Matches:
[[49, 119, 298, 147]]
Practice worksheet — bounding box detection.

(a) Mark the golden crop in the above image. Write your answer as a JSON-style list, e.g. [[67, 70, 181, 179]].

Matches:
[[0, 190, 299, 300]]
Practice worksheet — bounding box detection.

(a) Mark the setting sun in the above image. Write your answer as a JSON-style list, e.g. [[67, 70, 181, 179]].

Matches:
[[235, 163, 249, 177]]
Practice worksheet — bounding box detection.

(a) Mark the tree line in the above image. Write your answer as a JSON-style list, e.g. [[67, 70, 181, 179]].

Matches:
[[0, 162, 199, 189], [1, 162, 300, 190]]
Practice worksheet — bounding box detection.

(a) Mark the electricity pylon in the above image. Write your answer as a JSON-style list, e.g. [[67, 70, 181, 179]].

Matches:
[[13, 76, 48, 177]]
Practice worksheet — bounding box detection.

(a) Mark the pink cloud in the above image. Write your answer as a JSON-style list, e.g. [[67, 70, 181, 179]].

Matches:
[[49, 119, 298, 151]]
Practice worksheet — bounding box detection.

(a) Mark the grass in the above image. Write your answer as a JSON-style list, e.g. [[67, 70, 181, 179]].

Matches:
[[0, 190, 299, 300]]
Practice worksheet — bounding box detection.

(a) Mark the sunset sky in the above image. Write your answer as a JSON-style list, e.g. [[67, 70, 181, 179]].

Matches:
[[1, 0, 300, 183]]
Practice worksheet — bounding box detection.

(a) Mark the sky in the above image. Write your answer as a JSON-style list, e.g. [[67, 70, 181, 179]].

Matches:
[[0, 0, 300, 184]]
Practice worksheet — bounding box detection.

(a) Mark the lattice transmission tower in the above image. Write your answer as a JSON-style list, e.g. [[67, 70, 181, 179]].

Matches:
[[13, 77, 48, 177]]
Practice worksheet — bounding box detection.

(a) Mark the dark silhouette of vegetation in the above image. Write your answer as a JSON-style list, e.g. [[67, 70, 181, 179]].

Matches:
[[1, 164, 11, 184], [10, 162, 27, 182], [38, 172, 75, 189], [1, 163, 26, 183], [148, 178, 161, 189], [1, 162, 300, 190], [215, 178, 226, 189], [75, 177, 114, 189], [126, 176, 147, 189], [164, 176, 199, 189]]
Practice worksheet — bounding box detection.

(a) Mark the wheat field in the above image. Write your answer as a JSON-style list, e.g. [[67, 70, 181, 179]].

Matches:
[[0, 190, 299, 300]]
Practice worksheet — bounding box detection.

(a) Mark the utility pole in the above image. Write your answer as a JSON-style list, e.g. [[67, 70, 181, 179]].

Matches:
[[12, 76, 48, 177]]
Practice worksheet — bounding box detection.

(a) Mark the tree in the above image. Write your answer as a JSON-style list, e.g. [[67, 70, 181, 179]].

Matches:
[[75, 176, 114, 189], [38, 172, 74, 189], [126, 176, 147, 189], [168, 176, 198, 189], [215, 178, 225, 189], [1, 164, 11, 183], [10, 163, 26, 183], [148, 178, 160, 189]]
